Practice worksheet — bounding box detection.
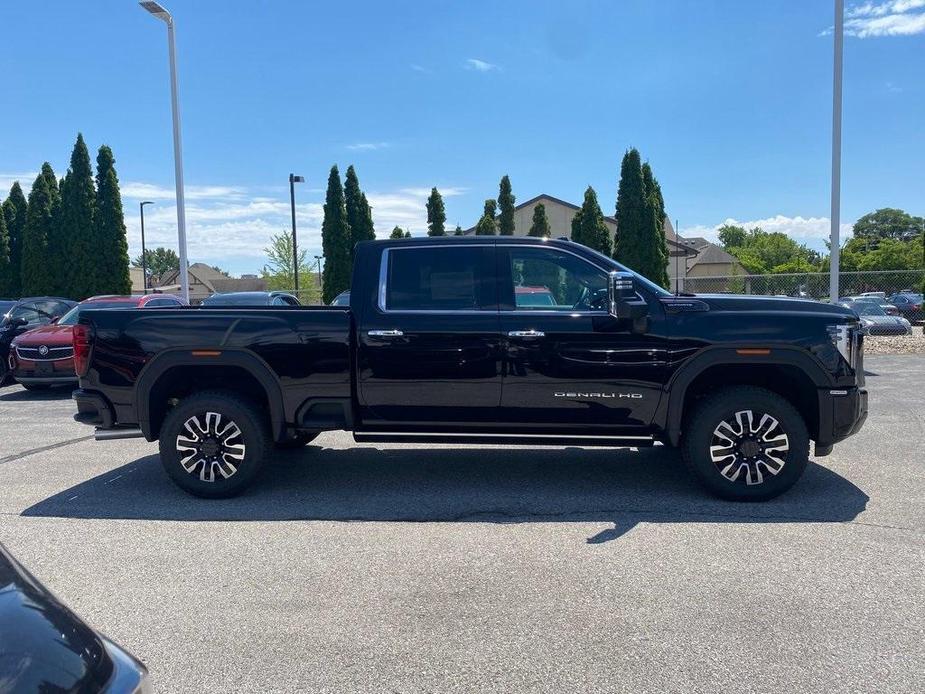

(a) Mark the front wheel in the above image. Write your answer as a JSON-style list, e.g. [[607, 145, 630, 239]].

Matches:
[[158, 390, 270, 498], [682, 386, 809, 501]]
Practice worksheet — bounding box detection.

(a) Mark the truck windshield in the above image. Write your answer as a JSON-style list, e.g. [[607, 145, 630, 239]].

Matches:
[[578, 245, 672, 297]]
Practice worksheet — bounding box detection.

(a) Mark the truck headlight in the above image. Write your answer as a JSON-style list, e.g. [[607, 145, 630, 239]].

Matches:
[[827, 323, 862, 370]]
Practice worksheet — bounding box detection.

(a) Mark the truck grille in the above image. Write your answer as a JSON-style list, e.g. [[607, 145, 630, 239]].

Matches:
[[15, 345, 74, 361]]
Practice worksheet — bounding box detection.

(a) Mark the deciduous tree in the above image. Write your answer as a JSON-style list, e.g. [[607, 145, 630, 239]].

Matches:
[[132, 247, 180, 284], [853, 208, 923, 243]]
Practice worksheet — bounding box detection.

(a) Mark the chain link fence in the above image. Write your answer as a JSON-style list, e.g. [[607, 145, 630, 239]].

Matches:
[[678, 270, 924, 305], [278, 287, 324, 305]]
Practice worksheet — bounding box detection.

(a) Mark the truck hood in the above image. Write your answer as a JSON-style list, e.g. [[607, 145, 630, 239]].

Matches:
[[11, 323, 74, 347], [689, 294, 857, 320]]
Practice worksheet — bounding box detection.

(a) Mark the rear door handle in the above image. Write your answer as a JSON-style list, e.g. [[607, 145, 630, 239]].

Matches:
[[507, 330, 545, 338], [368, 329, 404, 337]]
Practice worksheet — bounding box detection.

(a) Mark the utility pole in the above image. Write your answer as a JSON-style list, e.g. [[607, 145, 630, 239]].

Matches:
[[140, 201, 154, 293], [289, 173, 304, 291], [829, 0, 844, 302]]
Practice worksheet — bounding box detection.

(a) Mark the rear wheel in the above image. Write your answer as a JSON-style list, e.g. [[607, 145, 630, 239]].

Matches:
[[158, 390, 270, 498], [682, 386, 809, 501]]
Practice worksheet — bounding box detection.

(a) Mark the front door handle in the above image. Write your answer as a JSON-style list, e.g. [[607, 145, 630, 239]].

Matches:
[[368, 329, 404, 337], [507, 330, 545, 338]]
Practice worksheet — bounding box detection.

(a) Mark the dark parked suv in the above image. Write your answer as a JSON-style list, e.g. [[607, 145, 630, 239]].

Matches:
[[0, 297, 77, 384]]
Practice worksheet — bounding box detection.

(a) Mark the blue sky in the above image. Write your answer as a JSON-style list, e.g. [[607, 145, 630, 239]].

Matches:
[[1, 0, 922, 275]]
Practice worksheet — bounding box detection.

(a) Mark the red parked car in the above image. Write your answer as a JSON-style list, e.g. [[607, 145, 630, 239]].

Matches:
[[8, 294, 185, 390]]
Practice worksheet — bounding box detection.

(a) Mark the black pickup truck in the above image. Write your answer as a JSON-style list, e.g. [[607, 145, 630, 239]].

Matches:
[[72, 237, 867, 501]]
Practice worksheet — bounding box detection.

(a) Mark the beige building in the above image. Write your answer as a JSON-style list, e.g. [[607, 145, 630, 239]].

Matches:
[[465, 193, 698, 290], [158, 263, 267, 304]]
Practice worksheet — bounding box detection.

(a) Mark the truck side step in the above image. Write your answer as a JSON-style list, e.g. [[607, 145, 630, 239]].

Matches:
[[352, 431, 655, 448]]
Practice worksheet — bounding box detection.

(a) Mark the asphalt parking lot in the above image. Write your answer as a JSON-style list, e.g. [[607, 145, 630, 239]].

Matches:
[[1, 355, 922, 694]]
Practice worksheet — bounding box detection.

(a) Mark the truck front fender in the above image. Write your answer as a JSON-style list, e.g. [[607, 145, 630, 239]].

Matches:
[[659, 345, 835, 447]]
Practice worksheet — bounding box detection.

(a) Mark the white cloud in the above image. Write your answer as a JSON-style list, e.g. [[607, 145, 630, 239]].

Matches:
[[824, 0, 925, 37], [410, 64, 432, 74], [121, 180, 465, 273], [465, 58, 500, 72], [345, 142, 391, 151], [0, 171, 38, 194], [682, 215, 855, 250], [121, 181, 247, 201]]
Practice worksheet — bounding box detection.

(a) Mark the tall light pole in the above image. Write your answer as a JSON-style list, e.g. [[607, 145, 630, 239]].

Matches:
[[139, 201, 154, 293], [829, 0, 844, 302], [289, 174, 305, 292], [140, 1, 190, 304]]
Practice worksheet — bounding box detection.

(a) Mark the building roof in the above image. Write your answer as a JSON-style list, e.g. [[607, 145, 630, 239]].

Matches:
[[686, 242, 741, 267]]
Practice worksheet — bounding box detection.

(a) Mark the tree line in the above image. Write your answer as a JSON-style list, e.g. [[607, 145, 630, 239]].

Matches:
[[0, 133, 131, 299], [316, 148, 675, 301], [718, 207, 924, 276]]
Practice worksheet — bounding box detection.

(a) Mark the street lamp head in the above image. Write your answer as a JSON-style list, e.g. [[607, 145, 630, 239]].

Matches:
[[290, 174, 305, 183], [139, 1, 172, 23], [140, 200, 154, 207]]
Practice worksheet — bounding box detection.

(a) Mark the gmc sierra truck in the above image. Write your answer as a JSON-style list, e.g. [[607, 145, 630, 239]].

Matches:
[[72, 237, 868, 501]]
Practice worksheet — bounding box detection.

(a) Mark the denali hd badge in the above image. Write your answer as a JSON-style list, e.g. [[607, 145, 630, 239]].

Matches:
[[554, 392, 642, 399]]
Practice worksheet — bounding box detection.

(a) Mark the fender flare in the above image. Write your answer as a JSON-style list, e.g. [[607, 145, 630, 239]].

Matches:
[[662, 345, 834, 447], [135, 348, 286, 441]]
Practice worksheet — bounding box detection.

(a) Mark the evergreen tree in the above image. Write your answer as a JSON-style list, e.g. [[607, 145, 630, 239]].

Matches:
[[21, 165, 59, 296], [320, 165, 352, 304], [614, 148, 658, 281], [404, 229, 412, 238], [528, 203, 551, 237], [2, 182, 28, 297], [344, 166, 375, 266], [641, 162, 670, 288], [390, 225, 406, 239], [0, 204, 11, 297], [474, 199, 497, 235], [497, 175, 515, 235], [57, 134, 97, 298], [454, 225, 464, 236], [570, 207, 584, 244], [572, 186, 612, 256], [94, 145, 132, 294], [426, 187, 446, 236]]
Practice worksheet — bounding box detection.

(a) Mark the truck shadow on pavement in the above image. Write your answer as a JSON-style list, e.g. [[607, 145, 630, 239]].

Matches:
[[22, 444, 869, 543]]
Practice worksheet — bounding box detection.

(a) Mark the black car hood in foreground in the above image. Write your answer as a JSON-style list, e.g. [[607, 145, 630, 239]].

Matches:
[[0, 543, 114, 692]]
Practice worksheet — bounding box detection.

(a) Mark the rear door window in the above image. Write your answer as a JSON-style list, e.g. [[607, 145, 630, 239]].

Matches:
[[383, 246, 494, 311]]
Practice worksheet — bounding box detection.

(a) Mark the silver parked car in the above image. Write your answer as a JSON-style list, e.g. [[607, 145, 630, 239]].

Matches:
[[839, 301, 912, 336]]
